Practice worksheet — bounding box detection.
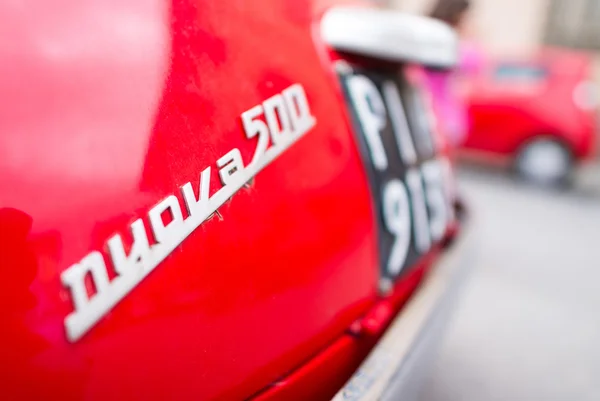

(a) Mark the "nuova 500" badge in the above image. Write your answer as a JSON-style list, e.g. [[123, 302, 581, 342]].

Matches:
[[61, 83, 316, 342]]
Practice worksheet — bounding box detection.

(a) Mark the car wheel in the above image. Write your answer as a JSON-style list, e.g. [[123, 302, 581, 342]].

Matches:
[[514, 139, 573, 186]]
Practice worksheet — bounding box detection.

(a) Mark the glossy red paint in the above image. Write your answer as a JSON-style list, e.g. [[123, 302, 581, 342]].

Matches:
[[0, 0, 450, 400], [464, 49, 597, 161], [251, 253, 432, 401]]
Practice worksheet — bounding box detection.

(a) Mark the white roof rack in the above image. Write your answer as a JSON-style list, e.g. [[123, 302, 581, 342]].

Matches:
[[321, 6, 459, 69]]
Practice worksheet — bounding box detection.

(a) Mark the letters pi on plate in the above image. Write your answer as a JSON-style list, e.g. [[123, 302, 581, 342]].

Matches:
[[61, 83, 316, 342]]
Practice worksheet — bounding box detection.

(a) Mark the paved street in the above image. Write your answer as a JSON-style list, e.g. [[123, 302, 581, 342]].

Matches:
[[421, 164, 600, 401]]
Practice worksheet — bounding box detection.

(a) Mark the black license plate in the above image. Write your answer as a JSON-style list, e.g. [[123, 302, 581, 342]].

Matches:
[[339, 65, 455, 285]]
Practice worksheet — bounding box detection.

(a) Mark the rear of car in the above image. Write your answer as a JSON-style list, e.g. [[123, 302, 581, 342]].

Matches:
[[0, 1, 470, 400]]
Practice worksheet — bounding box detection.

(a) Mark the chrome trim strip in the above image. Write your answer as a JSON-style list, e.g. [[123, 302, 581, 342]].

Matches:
[[331, 218, 476, 401]]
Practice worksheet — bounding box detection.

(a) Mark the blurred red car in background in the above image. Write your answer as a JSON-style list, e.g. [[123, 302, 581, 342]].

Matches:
[[461, 48, 598, 185]]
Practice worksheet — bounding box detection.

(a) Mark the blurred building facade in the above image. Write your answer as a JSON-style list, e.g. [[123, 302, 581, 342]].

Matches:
[[389, 0, 600, 83], [545, 0, 600, 51], [389, 0, 547, 54]]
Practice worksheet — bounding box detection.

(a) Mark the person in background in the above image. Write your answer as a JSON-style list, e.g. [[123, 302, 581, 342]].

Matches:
[[426, 0, 481, 147]]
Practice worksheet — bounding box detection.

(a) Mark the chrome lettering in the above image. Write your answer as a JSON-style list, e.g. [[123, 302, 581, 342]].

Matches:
[[61, 83, 316, 342], [107, 219, 152, 276]]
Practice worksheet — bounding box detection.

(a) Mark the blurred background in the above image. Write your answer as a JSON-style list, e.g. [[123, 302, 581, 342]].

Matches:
[[381, 0, 600, 400], [390, 0, 600, 58]]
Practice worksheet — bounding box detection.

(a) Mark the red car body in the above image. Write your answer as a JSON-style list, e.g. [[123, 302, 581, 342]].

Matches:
[[463, 49, 597, 163], [0, 1, 469, 400]]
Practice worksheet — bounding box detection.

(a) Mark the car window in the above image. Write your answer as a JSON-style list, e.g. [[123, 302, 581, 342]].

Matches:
[[493, 64, 548, 82]]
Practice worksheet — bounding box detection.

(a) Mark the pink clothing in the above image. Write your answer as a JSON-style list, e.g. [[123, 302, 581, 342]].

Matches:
[[424, 42, 483, 146]]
